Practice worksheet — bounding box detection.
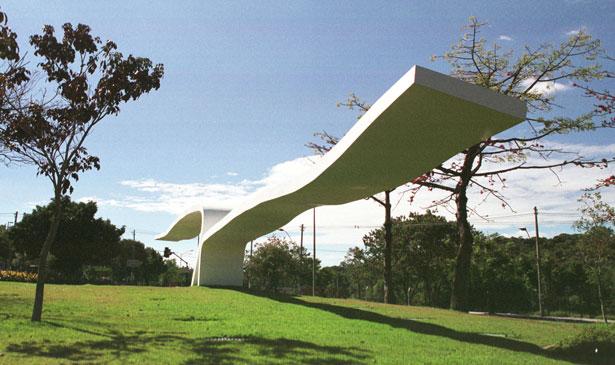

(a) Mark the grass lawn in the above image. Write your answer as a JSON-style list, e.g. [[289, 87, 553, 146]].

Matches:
[[0, 281, 609, 364]]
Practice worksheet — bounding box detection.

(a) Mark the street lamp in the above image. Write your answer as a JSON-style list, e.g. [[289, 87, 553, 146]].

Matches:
[[519, 227, 530, 238], [277, 228, 292, 242]]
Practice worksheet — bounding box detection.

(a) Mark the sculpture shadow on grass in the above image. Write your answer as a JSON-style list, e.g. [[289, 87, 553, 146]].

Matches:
[[237, 289, 606, 365], [4, 319, 369, 365]]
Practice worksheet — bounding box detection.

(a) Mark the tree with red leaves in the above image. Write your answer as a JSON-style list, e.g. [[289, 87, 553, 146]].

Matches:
[[0, 11, 164, 321], [308, 17, 614, 311]]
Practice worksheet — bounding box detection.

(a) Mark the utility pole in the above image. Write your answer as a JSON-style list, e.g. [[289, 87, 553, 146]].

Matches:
[[132, 229, 136, 241], [312, 208, 316, 297], [299, 224, 304, 255], [248, 240, 253, 289], [299, 224, 305, 295], [7, 212, 17, 269], [534, 206, 544, 317]]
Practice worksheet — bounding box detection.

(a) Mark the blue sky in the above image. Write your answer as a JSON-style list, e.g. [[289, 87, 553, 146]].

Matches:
[[1, 1, 613, 266]]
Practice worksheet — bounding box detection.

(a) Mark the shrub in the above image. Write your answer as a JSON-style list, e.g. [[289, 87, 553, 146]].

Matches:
[[549, 325, 615, 364]]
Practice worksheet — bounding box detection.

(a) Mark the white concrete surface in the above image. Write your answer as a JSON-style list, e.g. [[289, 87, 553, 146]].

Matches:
[[157, 65, 527, 286]]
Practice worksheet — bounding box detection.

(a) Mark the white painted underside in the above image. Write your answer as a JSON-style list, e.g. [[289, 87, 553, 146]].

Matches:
[[157, 65, 527, 286]]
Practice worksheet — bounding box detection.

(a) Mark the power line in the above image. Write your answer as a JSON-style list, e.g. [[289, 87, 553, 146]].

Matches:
[[296, 221, 577, 229]]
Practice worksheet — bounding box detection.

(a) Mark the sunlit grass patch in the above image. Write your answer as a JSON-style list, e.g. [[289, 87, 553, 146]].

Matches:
[[0, 281, 604, 364]]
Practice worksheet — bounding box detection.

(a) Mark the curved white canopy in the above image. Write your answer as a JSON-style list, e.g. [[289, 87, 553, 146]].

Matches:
[[157, 65, 526, 286]]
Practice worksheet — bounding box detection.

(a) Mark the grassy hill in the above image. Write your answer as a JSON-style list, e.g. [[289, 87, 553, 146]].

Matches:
[[0, 282, 610, 364]]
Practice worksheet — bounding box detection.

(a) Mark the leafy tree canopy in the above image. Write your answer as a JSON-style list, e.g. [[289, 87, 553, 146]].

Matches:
[[9, 197, 124, 280]]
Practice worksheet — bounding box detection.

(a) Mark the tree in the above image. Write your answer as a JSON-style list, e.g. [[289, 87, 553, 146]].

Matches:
[[159, 259, 191, 286], [541, 233, 594, 317], [245, 236, 320, 293], [371, 190, 395, 304], [317, 266, 351, 298], [247, 236, 294, 293], [470, 233, 535, 313], [290, 239, 315, 294], [341, 225, 610, 315], [246, 236, 295, 293], [397, 212, 457, 307], [0, 15, 163, 321], [340, 246, 375, 300], [572, 52, 614, 134], [8, 197, 124, 281], [308, 17, 613, 310], [0, 225, 11, 268], [575, 179, 615, 323], [308, 131, 396, 303], [0, 9, 27, 165], [111, 239, 166, 285], [142, 247, 168, 285], [577, 191, 615, 232], [576, 226, 614, 324], [359, 212, 457, 306], [468, 232, 603, 315]]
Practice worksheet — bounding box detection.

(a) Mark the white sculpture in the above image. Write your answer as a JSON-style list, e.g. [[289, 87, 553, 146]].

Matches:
[[157, 65, 527, 286]]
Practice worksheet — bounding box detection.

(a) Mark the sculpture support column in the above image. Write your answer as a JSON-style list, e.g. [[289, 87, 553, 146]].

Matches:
[[197, 241, 246, 286], [191, 251, 201, 286]]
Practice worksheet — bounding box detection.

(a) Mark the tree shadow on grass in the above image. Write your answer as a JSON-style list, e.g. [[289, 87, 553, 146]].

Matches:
[[0, 292, 30, 321], [186, 337, 368, 365], [238, 289, 606, 365], [173, 315, 220, 322], [0, 292, 29, 306], [4, 319, 368, 364]]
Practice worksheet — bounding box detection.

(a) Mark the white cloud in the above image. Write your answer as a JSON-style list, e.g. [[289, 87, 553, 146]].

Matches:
[[498, 35, 513, 41], [89, 156, 323, 215], [566, 26, 587, 36], [115, 179, 253, 213], [253, 156, 321, 188], [78, 196, 101, 204], [86, 143, 614, 266], [25, 200, 50, 209], [226, 171, 238, 177], [519, 78, 572, 96]]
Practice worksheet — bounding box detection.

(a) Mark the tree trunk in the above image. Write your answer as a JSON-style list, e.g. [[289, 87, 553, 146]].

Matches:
[[450, 195, 473, 311], [450, 145, 480, 311], [597, 268, 608, 324], [424, 277, 432, 306], [31, 191, 62, 322], [383, 190, 395, 304]]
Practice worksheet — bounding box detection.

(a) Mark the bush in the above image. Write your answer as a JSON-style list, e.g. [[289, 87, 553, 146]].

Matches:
[[549, 325, 615, 364], [0, 270, 37, 282]]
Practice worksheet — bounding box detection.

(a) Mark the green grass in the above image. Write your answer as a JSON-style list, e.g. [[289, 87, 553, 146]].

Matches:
[[0, 282, 609, 364]]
